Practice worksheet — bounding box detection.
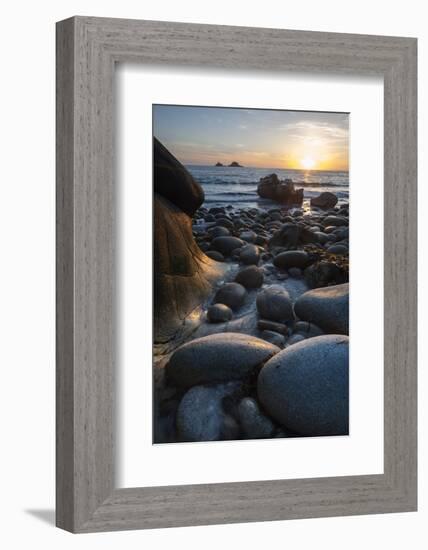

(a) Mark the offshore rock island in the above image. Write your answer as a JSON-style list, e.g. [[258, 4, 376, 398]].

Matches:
[[215, 161, 244, 167]]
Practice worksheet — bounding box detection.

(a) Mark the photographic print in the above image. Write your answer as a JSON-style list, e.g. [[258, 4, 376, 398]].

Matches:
[[153, 105, 349, 444]]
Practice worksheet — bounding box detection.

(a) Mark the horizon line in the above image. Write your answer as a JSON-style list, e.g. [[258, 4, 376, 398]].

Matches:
[[184, 163, 349, 172]]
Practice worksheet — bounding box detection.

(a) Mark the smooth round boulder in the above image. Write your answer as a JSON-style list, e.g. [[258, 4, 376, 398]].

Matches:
[[239, 244, 260, 265], [215, 217, 235, 230], [260, 330, 286, 348], [327, 244, 348, 255], [256, 285, 294, 322], [255, 235, 267, 246], [314, 231, 330, 244], [166, 332, 280, 387], [273, 250, 310, 270], [310, 191, 338, 209], [258, 335, 349, 436], [205, 250, 225, 262], [323, 215, 348, 227], [211, 236, 244, 256], [238, 397, 275, 439], [239, 230, 257, 243], [294, 283, 349, 334], [177, 383, 240, 441], [268, 211, 282, 222], [286, 333, 306, 346], [333, 227, 349, 240], [235, 265, 264, 289], [257, 319, 289, 336], [207, 303, 233, 323], [214, 282, 247, 310], [197, 241, 211, 252], [209, 207, 225, 215], [207, 226, 230, 238], [293, 321, 324, 338]]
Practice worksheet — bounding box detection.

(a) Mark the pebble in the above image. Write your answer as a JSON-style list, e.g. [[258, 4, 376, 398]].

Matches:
[[207, 226, 230, 238], [211, 236, 244, 255], [207, 303, 233, 323], [235, 265, 264, 289], [239, 243, 260, 265], [260, 330, 286, 347], [256, 285, 294, 322], [205, 250, 225, 262], [257, 319, 289, 336], [214, 282, 247, 311], [177, 383, 240, 441], [238, 397, 276, 439], [273, 250, 310, 269], [288, 267, 303, 278]]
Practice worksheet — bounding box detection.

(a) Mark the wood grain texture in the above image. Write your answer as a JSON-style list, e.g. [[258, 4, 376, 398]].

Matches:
[[56, 18, 76, 532], [56, 16, 417, 533]]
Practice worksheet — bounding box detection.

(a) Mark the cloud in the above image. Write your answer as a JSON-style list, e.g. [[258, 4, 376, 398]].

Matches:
[[278, 120, 348, 142]]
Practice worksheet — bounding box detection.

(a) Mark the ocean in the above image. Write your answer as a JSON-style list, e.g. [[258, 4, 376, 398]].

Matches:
[[186, 165, 349, 210]]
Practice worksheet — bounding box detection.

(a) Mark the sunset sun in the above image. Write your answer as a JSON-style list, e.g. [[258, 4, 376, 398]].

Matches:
[[300, 156, 316, 170]]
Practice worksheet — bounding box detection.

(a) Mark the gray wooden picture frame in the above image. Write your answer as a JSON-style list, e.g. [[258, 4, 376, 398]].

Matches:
[[56, 16, 417, 533]]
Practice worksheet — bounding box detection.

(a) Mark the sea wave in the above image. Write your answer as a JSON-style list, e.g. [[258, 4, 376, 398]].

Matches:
[[187, 165, 349, 208], [198, 179, 347, 187]]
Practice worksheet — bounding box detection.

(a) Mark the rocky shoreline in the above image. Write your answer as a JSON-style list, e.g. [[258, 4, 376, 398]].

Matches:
[[153, 140, 349, 444]]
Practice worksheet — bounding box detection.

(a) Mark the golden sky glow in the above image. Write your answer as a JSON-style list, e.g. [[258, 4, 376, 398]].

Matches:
[[154, 106, 349, 171]]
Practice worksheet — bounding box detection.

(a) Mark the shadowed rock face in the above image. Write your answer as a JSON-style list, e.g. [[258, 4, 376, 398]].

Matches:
[[154, 137, 204, 217], [154, 139, 227, 348], [257, 173, 303, 205]]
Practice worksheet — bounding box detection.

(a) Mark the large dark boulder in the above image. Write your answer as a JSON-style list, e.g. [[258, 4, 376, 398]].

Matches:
[[154, 140, 227, 347], [154, 137, 204, 217], [257, 174, 303, 205]]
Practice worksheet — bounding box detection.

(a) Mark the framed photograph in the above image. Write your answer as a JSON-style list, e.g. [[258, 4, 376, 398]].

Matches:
[[56, 16, 417, 532]]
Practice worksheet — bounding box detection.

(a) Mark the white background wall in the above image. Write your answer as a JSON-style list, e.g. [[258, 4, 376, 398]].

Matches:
[[0, 0, 425, 548]]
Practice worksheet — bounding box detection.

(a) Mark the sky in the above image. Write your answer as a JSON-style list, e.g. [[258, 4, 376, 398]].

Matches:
[[153, 105, 349, 171]]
